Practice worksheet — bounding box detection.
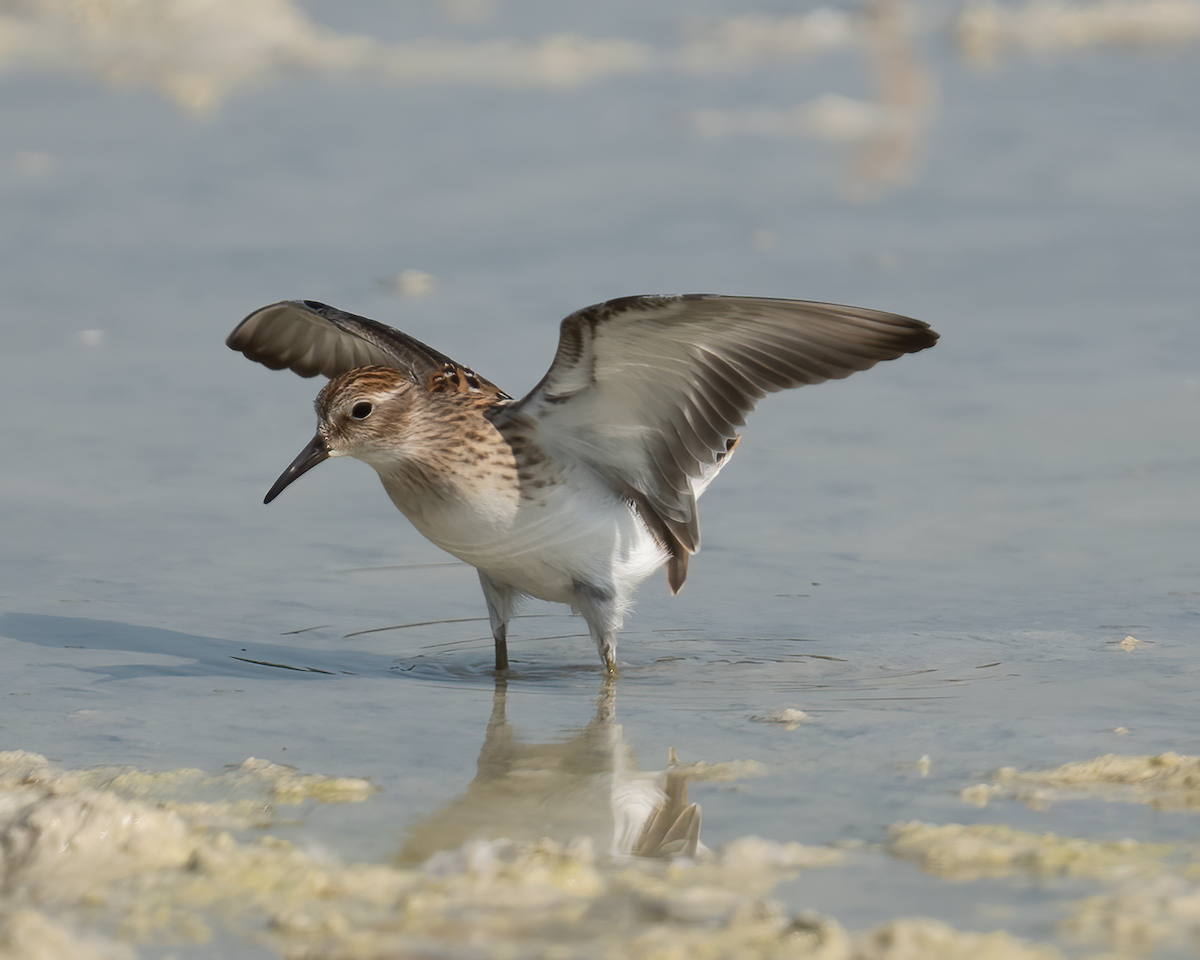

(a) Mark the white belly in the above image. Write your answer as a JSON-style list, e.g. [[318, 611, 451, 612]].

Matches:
[[382, 471, 668, 605]]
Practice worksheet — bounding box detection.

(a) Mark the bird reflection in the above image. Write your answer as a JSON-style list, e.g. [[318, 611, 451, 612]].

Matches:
[[396, 678, 736, 865]]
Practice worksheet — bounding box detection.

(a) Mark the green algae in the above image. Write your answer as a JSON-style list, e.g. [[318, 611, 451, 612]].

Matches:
[[888, 821, 1172, 881], [0, 751, 1066, 960], [995, 752, 1200, 811]]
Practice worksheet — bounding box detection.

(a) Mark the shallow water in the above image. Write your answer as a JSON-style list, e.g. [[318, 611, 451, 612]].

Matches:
[[1, 0, 1199, 956]]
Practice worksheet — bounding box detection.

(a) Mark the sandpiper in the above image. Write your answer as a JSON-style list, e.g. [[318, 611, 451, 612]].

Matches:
[[228, 295, 937, 672]]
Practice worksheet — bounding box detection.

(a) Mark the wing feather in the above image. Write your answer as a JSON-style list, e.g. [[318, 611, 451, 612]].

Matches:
[[494, 294, 938, 588], [227, 300, 505, 392]]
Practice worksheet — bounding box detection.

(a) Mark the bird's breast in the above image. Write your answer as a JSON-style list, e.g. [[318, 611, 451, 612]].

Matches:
[[378, 454, 667, 604]]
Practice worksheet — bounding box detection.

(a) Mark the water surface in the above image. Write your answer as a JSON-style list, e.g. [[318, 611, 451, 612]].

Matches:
[[1, 0, 1198, 956]]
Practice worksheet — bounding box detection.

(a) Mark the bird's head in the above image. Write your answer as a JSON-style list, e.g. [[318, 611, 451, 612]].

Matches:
[[264, 366, 415, 503]]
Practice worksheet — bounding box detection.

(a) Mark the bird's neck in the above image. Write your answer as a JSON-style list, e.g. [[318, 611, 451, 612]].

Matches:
[[367, 412, 523, 532]]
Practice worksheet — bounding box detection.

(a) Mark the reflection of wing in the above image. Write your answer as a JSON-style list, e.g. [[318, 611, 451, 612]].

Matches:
[[227, 299, 505, 391], [631, 750, 702, 859], [612, 745, 704, 859], [611, 774, 670, 857], [495, 294, 938, 588], [396, 680, 734, 864]]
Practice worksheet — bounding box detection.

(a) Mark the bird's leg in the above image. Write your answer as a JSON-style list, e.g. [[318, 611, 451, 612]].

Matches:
[[572, 580, 623, 675], [477, 571, 515, 672]]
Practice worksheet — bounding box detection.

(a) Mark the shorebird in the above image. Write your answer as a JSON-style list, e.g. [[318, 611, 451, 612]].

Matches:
[[228, 295, 937, 672]]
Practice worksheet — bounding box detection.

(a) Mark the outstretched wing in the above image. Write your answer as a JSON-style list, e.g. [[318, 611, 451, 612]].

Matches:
[[227, 300, 504, 391], [493, 294, 938, 591]]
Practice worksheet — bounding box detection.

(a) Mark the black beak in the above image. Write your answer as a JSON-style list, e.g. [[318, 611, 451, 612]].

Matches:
[[264, 434, 331, 504]]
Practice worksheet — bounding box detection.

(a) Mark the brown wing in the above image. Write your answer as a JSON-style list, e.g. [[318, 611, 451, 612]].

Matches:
[[227, 300, 506, 394], [494, 294, 938, 590]]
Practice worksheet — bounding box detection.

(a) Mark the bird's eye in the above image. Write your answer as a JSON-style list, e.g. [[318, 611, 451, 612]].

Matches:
[[350, 401, 374, 420]]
